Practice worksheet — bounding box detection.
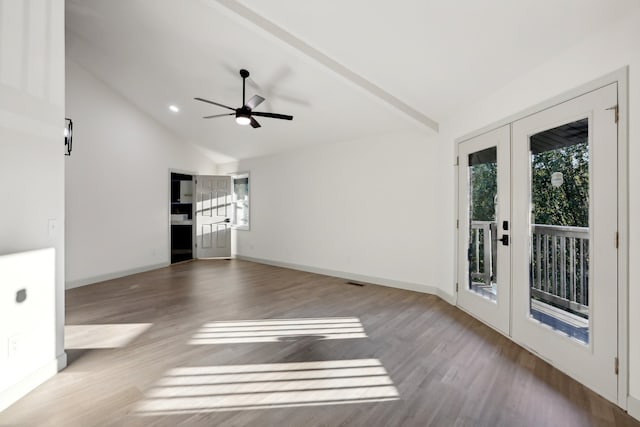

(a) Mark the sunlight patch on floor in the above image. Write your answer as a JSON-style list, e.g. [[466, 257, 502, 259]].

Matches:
[[65, 323, 153, 349], [134, 359, 399, 415], [189, 317, 367, 344]]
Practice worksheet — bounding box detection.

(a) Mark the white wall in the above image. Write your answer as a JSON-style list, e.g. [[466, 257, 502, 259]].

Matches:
[[219, 129, 452, 295], [0, 0, 66, 410], [438, 8, 640, 414], [65, 59, 216, 288], [219, 6, 640, 414]]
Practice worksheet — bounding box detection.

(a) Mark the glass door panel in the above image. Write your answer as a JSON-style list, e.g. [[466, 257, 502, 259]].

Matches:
[[468, 146, 498, 301], [457, 125, 510, 335], [528, 118, 590, 344]]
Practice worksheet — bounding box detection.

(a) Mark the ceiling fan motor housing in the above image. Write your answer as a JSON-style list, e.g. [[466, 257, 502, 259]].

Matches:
[[236, 105, 251, 120]]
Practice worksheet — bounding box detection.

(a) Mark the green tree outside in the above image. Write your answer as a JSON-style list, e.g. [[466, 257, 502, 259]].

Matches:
[[531, 142, 589, 227], [469, 142, 589, 225], [470, 163, 497, 221]]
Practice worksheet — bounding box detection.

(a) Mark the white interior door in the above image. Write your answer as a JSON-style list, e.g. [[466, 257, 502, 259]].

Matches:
[[511, 83, 618, 402], [195, 175, 232, 258], [457, 125, 511, 334]]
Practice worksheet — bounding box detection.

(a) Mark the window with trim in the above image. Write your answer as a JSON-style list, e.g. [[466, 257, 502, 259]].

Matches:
[[231, 172, 250, 230]]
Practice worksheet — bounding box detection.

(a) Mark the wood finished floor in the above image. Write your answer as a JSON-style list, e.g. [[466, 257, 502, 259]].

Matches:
[[0, 260, 638, 427]]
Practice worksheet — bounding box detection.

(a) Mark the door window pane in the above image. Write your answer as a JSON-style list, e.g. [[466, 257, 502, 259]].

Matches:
[[232, 173, 250, 230], [529, 118, 589, 344], [468, 147, 498, 302]]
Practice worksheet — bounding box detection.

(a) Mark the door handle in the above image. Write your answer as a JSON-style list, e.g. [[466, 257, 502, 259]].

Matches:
[[499, 235, 509, 246]]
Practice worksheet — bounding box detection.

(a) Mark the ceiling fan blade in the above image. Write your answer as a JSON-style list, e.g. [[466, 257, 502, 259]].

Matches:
[[245, 95, 265, 110], [252, 111, 293, 120], [194, 97, 235, 111], [203, 113, 234, 119], [250, 117, 261, 128]]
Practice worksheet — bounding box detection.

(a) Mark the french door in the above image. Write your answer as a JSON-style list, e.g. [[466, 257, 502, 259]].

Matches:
[[458, 83, 619, 402], [457, 125, 511, 335], [511, 83, 618, 402]]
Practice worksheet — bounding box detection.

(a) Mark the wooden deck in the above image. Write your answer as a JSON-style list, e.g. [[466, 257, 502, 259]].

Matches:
[[0, 259, 637, 426], [530, 299, 589, 343]]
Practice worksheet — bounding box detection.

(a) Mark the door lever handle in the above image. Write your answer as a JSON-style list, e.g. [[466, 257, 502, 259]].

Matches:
[[499, 235, 509, 246]]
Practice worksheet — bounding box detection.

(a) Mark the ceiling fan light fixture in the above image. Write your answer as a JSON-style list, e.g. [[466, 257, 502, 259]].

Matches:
[[236, 115, 251, 125]]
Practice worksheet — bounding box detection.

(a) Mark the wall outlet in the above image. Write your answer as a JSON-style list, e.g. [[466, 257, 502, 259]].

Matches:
[[8, 335, 19, 358]]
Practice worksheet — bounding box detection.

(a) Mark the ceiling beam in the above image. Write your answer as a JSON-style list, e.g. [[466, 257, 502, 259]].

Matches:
[[210, 0, 439, 133]]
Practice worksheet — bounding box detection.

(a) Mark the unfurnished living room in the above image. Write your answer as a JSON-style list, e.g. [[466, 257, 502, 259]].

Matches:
[[1, 0, 640, 426]]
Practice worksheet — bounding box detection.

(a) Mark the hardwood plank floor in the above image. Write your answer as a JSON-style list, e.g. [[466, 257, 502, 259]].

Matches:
[[0, 260, 637, 426]]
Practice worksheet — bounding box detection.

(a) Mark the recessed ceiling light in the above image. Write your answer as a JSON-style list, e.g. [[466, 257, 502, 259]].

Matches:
[[169, 105, 180, 113]]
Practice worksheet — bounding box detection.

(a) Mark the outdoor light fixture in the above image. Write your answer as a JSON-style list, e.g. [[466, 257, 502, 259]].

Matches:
[[169, 105, 180, 113], [64, 118, 73, 156], [551, 171, 563, 187]]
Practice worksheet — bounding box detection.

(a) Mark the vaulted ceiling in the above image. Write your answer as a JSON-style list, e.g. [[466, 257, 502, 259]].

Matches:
[[66, 0, 638, 162]]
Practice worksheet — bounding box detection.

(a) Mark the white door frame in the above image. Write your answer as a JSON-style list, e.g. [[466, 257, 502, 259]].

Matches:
[[454, 67, 629, 408]]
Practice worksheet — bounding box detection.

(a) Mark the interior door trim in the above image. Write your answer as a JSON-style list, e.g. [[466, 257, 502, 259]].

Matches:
[[454, 67, 629, 409]]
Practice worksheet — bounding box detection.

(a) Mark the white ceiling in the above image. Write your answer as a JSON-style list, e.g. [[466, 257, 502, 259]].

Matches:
[[66, 0, 638, 162]]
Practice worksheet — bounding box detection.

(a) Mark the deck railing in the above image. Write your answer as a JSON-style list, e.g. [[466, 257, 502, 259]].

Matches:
[[469, 221, 496, 288], [531, 224, 589, 316], [469, 222, 589, 316]]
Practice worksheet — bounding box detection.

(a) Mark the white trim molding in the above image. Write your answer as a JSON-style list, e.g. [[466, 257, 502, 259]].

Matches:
[[615, 67, 630, 410], [628, 395, 640, 421], [455, 67, 629, 144], [0, 358, 58, 412], [236, 255, 454, 304], [66, 262, 168, 289], [57, 352, 68, 371]]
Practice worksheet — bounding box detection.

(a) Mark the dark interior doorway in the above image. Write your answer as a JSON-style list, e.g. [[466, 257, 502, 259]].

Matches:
[[170, 172, 193, 263]]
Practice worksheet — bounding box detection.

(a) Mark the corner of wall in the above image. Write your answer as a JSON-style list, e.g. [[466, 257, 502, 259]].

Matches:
[[628, 395, 640, 421], [236, 255, 444, 299]]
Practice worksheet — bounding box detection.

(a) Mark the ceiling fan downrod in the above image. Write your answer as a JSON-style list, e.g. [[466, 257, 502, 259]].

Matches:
[[239, 69, 249, 106]]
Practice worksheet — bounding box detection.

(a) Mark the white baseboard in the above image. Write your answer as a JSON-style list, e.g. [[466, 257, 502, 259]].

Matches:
[[628, 395, 640, 421], [236, 255, 452, 303], [57, 351, 67, 371], [436, 289, 456, 305], [65, 262, 168, 289], [0, 358, 58, 412]]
